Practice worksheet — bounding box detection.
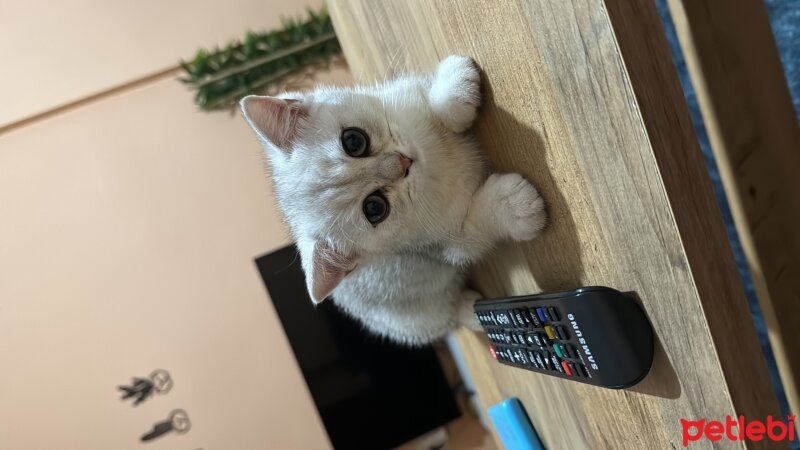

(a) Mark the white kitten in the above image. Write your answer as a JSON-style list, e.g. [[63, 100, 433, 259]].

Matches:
[[241, 56, 546, 346]]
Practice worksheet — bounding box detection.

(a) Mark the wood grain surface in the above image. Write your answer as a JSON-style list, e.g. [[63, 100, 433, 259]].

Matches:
[[328, 0, 785, 448], [667, 0, 800, 416]]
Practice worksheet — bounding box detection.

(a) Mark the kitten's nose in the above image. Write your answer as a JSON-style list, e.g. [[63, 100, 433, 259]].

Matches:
[[398, 154, 413, 176]]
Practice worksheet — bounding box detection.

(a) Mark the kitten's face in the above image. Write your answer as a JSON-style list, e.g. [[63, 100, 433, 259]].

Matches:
[[279, 88, 443, 253], [241, 82, 467, 302]]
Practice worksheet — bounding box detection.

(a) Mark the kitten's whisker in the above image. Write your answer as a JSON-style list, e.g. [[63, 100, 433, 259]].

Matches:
[[327, 212, 360, 248], [356, 50, 368, 84], [412, 196, 451, 241], [380, 101, 394, 139], [416, 196, 461, 243], [383, 46, 402, 86]]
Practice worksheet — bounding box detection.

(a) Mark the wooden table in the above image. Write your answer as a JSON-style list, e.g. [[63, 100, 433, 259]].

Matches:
[[328, 1, 785, 448]]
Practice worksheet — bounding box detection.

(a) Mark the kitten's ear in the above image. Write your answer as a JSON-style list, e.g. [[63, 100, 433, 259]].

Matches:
[[240, 95, 307, 150], [298, 239, 358, 304]]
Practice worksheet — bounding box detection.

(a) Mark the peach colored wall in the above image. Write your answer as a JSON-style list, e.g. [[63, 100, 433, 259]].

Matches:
[[0, 0, 329, 127], [0, 0, 351, 448]]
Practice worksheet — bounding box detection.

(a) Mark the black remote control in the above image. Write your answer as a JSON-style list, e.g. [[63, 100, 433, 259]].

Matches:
[[474, 286, 654, 389]]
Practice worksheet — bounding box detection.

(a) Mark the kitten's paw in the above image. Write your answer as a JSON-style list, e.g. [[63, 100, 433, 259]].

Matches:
[[429, 55, 481, 133], [486, 173, 547, 241]]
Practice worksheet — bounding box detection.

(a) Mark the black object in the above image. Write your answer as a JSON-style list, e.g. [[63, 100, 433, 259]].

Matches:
[[255, 245, 460, 450], [117, 369, 173, 406], [140, 409, 191, 442], [474, 286, 654, 389], [118, 378, 154, 406]]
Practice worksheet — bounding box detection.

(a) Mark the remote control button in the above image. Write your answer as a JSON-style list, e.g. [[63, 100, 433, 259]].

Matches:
[[561, 361, 573, 376], [508, 310, 521, 327], [544, 325, 556, 340], [489, 345, 497, 359], [515, 349, 530, 365], [552, 343, 565, 358], [530, 332, 547, 348], [497, 347, 510, 362], [503, 332, 513, 344], [533, 351, 547, 370], [499, 348, 509, 362], [494, 310, 513, 327], [547, 307, 561, 322], [523, 353, 534, 367], [563, 343, 577, 358], [515, 331, 526, 344], [518, 309, 534, 327], [554, 325, 570, 340], [551, 354, 564, 373], [575, 363, 589, 377], [510, 349, 520, 363], [567, 361, 577, 374], [493, 332, 502, 343], [527, 350, 541, 369], [535, 307, 548, 323], [540, 352, 553, 370], [511, 309, 528, 328], [527, 308, 542, 327]]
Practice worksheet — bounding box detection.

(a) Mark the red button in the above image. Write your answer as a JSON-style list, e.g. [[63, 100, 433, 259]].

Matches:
[[489, 345, 497, 359], [561, 361, 573, 376]]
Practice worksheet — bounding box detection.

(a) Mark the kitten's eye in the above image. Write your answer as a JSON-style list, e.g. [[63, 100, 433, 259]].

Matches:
[[363, 191, 389, 225], [341, 128, 370, 157]]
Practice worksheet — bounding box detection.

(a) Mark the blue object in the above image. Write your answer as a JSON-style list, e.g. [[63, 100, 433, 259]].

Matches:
[[488, 398, 545, 450], [535, 307, 548, 323]]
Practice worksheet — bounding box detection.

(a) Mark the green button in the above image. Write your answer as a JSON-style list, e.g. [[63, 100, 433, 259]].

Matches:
[[553, 343, 564, 358]]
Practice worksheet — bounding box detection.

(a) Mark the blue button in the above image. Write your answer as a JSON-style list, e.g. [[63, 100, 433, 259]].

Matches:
[[535, 307, 547, 323]]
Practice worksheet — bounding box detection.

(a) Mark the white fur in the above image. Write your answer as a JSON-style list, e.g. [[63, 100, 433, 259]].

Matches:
[[241, 55, 546, 346]]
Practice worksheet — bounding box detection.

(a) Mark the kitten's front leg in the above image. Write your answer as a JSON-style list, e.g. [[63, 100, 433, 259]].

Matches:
[[443, 173, 547, 265], [458, 289, 483, 331], [428, 55, 481, 133]]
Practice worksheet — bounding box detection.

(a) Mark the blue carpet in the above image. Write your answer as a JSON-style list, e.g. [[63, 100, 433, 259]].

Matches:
[[654, 0, 798, 435], [766, 0, 800, 118]]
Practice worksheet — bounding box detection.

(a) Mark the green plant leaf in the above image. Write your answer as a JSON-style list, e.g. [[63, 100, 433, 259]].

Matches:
[[178, 5, 342, 112]]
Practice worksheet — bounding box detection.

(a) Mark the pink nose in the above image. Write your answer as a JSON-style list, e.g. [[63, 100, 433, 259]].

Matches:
[[398, 154, 413, 172]]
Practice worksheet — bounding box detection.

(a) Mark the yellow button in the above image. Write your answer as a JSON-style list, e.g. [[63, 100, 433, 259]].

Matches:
[[544, 325, 556, 340]]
